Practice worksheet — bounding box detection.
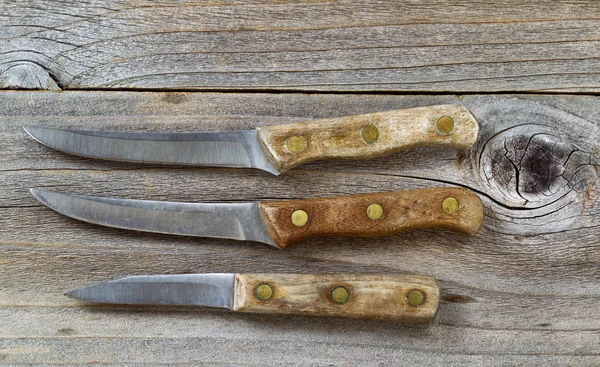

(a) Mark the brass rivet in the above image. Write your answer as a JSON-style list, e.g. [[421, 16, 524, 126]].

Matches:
[[361, 125, 379, 144], [255, 284, 273, 301], [407, 289, 425, 307], [291, 209, 309, 227], [331, 286, 349, 304], [437, 116, 454, 134], [366, 203, 384, 220], [286, 135, 305, 153], [442, 197, 459, 214]]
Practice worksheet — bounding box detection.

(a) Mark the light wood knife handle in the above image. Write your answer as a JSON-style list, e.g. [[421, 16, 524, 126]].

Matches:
[[233, 273, 439, 322], [256, 104, 478, 173], [259, 187, 483, 248]]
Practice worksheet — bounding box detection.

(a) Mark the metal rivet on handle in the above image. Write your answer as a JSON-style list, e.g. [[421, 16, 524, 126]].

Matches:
[[361, 125, 379, 144], [442, 197, 459, 214], [436, 116, 454, 134], [286, 135, 305, 153], [407, 289, 425, 307], [255, 284, 273, 301], [291, 209, 309, 227], [331, 286, 349, 304], [366, 203, 384, 220]]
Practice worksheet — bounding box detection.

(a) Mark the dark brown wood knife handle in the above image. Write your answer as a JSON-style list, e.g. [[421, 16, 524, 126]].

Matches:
[[259, 187, 483, 248], [256, 104, 478, 173], [233, 273, 439, 322]]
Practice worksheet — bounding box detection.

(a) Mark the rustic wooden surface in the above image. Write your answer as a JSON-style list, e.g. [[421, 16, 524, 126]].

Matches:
[[1, 1, 600, 92], [2, 0, 600, 365], [1, 91, 599, 365]]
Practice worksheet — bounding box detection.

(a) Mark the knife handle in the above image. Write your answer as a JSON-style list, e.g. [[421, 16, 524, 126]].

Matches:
[[233, 273, 439, 322], [259, 187, 483, 248], [256, 104, 478, 173]]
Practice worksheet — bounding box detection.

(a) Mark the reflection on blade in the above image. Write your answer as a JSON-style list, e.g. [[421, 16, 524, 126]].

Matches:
[[65, 274, 235, 308], [30, 189, 276, 247], [23, 126, 280, 175]]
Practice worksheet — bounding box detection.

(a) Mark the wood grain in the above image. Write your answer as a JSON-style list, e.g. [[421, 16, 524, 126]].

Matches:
[[1, 91, 599, 365], [233, 273, 440, 322], [259, 187, 483, 248], [2, 1, 600, 92], [257, 104, 478, 173]]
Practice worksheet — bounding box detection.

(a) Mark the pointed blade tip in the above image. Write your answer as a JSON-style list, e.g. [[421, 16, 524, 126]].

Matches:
[[64, 284, 106, 303], [23, 126, 47, 143], [29, 187, 44, 195], [29, 188, 57, 207], [22, 125, 35, 135], [29, 188, 45, 202], [64, 288, 82, 299]]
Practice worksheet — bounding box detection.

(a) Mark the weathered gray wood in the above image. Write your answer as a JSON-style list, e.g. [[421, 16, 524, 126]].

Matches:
[[0, 61, 60, 90], [2, 1, 600, 91], [0, 91, 599, 365]]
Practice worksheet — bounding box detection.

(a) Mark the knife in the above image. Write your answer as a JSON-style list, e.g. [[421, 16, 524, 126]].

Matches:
[[24, 104, 478, 175], [65, 273, 440, 322], [31, 187, 483, 248]]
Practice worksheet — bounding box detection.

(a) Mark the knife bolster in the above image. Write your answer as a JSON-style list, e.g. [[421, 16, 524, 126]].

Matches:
[[259, 187, 484, 248], [256, 104, 478, 173], [233, 273, 440, 322]]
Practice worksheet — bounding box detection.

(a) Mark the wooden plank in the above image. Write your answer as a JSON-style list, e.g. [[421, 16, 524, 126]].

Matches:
[[1, 1, 600, 92], [0, 91, 599, 365]]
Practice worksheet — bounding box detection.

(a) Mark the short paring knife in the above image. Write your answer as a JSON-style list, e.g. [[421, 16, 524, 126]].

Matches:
[[65, 273, 440, 322], [24, 105, 478, 175], [31, 187, 483, 248]]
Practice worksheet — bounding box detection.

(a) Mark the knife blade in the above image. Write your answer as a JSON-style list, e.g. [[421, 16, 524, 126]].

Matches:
[[65, 273, 440, 322], [24, 104, 478, 175], [31, 187, 483, 248]]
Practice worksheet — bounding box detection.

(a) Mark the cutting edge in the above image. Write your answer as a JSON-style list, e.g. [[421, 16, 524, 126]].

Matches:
[[23, 126, 281, 175], [64, 273, 236, 308], [30, 189, 277, 247]]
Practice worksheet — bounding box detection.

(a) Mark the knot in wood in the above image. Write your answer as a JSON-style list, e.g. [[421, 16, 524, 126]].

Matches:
[[479, 125, 598, 208], [0, 61, 60, 90]]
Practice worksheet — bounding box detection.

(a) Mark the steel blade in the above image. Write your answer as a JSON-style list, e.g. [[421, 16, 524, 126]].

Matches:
[[23, 126, 280, 175], [30, 189, 276, 247], [65, 273, 235, 308]]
